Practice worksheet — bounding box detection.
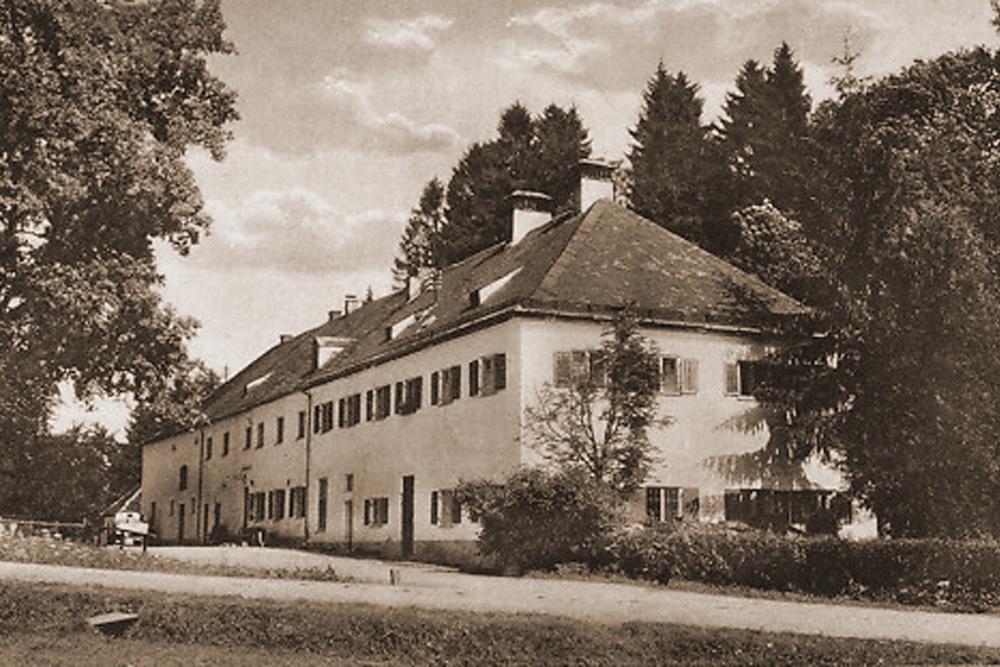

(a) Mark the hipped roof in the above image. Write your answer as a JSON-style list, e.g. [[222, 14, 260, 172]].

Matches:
[[200, 200, 809, 424]]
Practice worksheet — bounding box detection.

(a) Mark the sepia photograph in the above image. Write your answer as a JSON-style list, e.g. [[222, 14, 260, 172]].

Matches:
[[3, 0, 1000, 663]]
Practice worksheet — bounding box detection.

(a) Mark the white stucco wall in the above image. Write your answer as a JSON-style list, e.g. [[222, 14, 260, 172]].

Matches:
[[141, 431, 201, 543], [308, 318, 521, 552]]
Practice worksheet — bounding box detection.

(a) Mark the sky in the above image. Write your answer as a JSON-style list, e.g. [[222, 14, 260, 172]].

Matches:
[[56, 0, 999, 435]]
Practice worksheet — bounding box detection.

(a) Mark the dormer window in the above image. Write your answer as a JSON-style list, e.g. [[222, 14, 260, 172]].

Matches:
[[244, 372, 272, 395], [314, 336, 353, 369]]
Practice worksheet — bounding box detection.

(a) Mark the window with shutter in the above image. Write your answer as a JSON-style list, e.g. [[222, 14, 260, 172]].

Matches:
[[430, 371, 439, 405], [430, 490, 438, 524], [449, 365, 461, 400], [481, 356, 495, 395], [469, 360, 479, 395], [554, 351, 572, 387], [661, 357, 680, 394], [680, 358, 699, 394], [338, 397, 346, 428], [725, 362, 740, 395], [366, 390, 374, 421], [494, 353, 506, 391]]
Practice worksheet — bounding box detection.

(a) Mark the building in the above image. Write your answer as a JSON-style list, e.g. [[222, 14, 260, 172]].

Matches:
[[142, 163, 835, 558]]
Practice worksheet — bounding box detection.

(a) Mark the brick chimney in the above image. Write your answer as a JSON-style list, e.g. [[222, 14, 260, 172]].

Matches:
[[511, 190, 552, 245], [579, 158, 616, 211]]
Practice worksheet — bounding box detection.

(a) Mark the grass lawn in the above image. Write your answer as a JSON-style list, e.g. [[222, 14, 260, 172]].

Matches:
[[2, 580, 999, 665]]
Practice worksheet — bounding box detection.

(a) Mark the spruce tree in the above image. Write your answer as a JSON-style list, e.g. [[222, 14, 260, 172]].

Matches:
[[628, 64, 731, 252]]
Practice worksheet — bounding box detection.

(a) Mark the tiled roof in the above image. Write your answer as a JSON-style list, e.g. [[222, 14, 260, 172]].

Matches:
[[200, 200, 808, 423]]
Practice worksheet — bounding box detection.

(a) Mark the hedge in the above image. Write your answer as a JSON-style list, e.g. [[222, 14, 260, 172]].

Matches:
[[601, 523, 1000, 611]]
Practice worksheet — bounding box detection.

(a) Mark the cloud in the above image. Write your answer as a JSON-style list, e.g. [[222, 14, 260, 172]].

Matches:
[[365, 15, 453, 52], [319, 72, 461, 154], [191, 187, 402, 277]]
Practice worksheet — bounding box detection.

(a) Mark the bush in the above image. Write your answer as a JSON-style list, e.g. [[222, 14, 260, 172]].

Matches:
[[456, 469, 623, 574], [594, 522, 1000, 610]]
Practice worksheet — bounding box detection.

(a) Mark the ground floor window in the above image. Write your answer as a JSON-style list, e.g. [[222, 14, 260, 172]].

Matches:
[[364, 497, 389, 526], [645, 486, 699, 522]]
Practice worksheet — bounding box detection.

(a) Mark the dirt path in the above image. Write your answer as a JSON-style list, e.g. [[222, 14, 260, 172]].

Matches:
[[2, 550, 1000, 648]]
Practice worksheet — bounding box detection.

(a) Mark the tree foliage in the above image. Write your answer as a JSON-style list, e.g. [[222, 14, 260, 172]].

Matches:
[[438, 102, 591, 264], [456, 468, 621, 573], [0, 0, 237, 516], [627, 64, 731, 253], [719, 44, 813, 218], [525, 304, 666, 497], [738, 45, 1000, 538], [392, 177, 445, 288], [128, 357, 220, 446]]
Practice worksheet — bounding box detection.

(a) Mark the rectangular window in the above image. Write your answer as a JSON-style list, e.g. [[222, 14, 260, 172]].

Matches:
[[276, 416, 284, 444], [555, 350, 603, 387], [364, 497, 389, 526], [338, 397, 346, 428], [347, 393, 362, 426], [205, 436, 212, 460], [245, 426, 252, 449], [398, 376, 423, 415], [430, 490, 439, 524], [469, 360, 479, 396], [267, 491, 274, 520], [313, 405, 321, 434], [375, 385, 391, 420], [439, 490, 462, 527], [298, 410, 306, 439], [321, 401, 334, 432], [680, 358, 699, 394], [725, 360, 757, 397], [448, 365, 461, 401], [222, 432, 229, 457], [661, 357, 679, 395], [257, 422, 265, 448], [440, 367, 453, 406], [430, 371, 439, 405], [481, 353, 506, 396], [366, 390, 374, 421], [289, 487, 306, 518], [345, 473, 354, 492], [317, 478, 328, 532], [273, 489, 286, 521]]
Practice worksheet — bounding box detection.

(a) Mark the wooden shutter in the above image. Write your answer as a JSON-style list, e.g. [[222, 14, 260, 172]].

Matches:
[[725, 362, 739, 395], [430, 371, 439, 405], [481, 356, 495, 396], [469, 360, 480, 395], [680, 358, 699, 394], [440, 368, 453, 405]]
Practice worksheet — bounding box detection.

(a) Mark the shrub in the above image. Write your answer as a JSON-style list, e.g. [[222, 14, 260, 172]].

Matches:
[[456, 468, 623, 574]]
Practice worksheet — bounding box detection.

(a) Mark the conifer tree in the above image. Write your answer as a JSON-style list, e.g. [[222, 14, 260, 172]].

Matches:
[[392, 178, 445, 288], [437, 103, 591, 265], [627, 64, 732, 253]]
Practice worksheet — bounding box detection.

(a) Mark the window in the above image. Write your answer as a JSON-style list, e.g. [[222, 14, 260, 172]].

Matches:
[[725, 360, 758, 397], [554, 350, 605, 387], [317, 478, 328, 532], [341, 393, 361, 427], [205, 437, 212, 460], [256, 422, 265, 448], [481, 353, 506, 396], [313, 405, 321, 434], [439, 366, 460, 405], [430, 490, 439, 524], [364, 497, 389, 526], [222, 432, 229, 457], [430, 371, 439, 405], [398, 376, 423, 415], [469, 360, 479, 396], [375, 385, 391, 420], [321, 401, 334, 432], [345, 473, 354, 492], [646, 487, 699, 521], [289, 487, 306, 518], [276, 416, 284, 444], [438, 490, 462, 526], [272, 489, 286, 520], [250, 492, 265, 522], [366, 390, 374, 421], [245, 426, 252, 449], [661, 357, 699, 395], [338, 397, 346, 428], [179, 465, 188, 491], [298, 410, 306, 439]]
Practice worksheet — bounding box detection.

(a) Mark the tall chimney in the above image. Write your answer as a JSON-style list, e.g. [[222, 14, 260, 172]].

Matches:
[[343, 294, 359, 314], [510, 190, 552, 245], [579, 159, 616, 211]]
